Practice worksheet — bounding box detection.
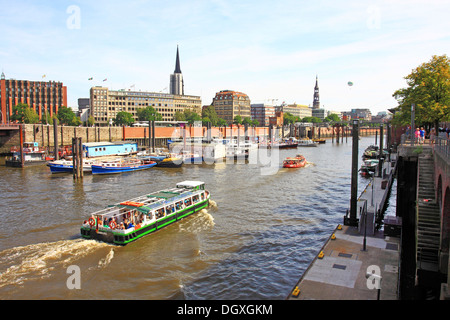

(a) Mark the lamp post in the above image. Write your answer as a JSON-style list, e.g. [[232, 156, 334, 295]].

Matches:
[[411, 104, 415, 146], [348, 119, 359, 226]]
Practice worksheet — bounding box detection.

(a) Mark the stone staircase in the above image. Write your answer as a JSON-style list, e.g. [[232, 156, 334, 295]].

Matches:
[[416, 150, 441, 271]]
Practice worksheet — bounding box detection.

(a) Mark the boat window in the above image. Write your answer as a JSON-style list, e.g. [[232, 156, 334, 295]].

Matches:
[[175, 201, 183, 211], [166, 204, 175, 214], [155, 208, 165, 219], [192, 195, 199, 203], [184, 197, 192, 207], [201, 193, 205, 200]]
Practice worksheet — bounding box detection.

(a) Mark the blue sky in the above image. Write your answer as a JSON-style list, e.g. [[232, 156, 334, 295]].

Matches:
[[1, 0, 449, 115]]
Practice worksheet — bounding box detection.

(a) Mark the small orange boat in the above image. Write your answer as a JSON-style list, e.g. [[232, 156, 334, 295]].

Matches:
[[283, 154, 306, 168]]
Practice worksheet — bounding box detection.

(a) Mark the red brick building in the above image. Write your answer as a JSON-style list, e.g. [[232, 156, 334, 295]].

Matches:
[[0, 72, 67, 124]]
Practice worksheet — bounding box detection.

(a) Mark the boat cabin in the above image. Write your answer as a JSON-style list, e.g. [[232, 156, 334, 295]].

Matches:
[[81, 181, 209, 244], [83, 141, 138, 158]]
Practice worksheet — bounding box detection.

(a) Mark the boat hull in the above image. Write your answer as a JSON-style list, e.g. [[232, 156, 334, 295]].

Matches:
[[80, 198, 209, 245], [47, 162, 93, 173], [91, 162, 157, 174], [283, 163, 305, 168], [6, 160, 47, 167]]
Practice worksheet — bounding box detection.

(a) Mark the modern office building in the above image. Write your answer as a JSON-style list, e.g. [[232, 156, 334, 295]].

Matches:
[[90, 46, 201, 126], [312, 108, 327, 120], [90, 87, 201, 126], [251, 103, 275, 126], [275, 103, 312, 120], [212, 90, 251, 124], [0, 72, 67, 124]]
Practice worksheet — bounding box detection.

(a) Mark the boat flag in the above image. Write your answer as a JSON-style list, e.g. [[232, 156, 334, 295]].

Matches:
[[103, 78, 107, 82], [88, 77, 93, 80], [42, 75, 46, 79]]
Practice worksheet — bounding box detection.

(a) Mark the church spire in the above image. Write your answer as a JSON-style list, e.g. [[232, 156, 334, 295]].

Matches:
[[313, 75, 320, 109], [174, 45, 182, 74], [170, 46, 184, 95]]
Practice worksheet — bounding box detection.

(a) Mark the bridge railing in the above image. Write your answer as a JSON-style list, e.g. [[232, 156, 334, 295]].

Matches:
[[435, 136, 450, 162]]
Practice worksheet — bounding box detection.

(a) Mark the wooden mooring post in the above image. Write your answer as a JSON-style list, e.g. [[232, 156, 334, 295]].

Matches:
[[72, 137, 83, 179]]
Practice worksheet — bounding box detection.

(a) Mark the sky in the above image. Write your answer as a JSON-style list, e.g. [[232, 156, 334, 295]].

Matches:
[[1, 0, 450, 115]]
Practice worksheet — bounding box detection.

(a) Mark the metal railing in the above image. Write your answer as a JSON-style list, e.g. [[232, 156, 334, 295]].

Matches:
[[435, 135, 450, 162]]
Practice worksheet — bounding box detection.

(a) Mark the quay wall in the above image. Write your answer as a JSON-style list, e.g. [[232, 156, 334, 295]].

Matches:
[[434, 147, 450, 283], [0, 124, 381, 154]]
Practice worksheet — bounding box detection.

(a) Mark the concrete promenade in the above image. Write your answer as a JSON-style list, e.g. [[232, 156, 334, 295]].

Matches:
[[287, 224, 400, 300], [288, 154, 399, 300]]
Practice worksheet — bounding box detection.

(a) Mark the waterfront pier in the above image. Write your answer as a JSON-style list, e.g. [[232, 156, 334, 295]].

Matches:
[[289, 133, 450, 300], [288, 157, 399, 300]]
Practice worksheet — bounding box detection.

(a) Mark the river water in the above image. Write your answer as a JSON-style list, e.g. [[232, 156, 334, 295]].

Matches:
[[0, 136, 396, 300]]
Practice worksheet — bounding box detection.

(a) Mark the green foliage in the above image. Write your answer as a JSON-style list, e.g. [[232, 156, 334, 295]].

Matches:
[[302, 116, 322, 123], [202, 105, 219, 126], [57, 106, 81, 126], [233, 115, 242, 125], [10, 103, 39, 124], [283, 112, 300, 125], [242, 117, 252, 126], [393, 54, 450, 128], [185, 109, 201, 125], [217, 118, 228, 127], [324, 114, 340, 123], [114, 111, 135, 126], [137, 106, 162, 122]]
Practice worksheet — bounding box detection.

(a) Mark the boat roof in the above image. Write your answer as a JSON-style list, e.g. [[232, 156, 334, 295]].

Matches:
[[83, 141, 137, 147], [176, 180, 205, 188]]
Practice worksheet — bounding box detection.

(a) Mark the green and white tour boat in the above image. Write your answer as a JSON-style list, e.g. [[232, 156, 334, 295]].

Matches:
[[81, 181, 210, 245]]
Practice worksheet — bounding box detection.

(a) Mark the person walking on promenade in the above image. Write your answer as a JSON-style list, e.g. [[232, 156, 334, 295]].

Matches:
[[430, 127, 436, 145], [420, 127, 425, 144], [415, 128, 420, 144]]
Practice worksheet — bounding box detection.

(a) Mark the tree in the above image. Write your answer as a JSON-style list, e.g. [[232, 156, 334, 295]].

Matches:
[[114, 111, 135, 126], [174, 111, 185, 121], [202, 105, 219, 126], [217, 118, 227, 127], [183, 109, 201, 125], [324, 114, 341, 123], [202, 116, 211, 126], [137, 106, 162, 122], [252, 119, 260, 127], [10, 103, 39, 123], [302, 116, 322, 123], [57, 106, 79, 126], [283, 112, 296, 125], [242, 117, 252, 126], [233, 115, 242, 125], [393, 54, 450, 129], [87, 116, 95, 127], [23, 106, 40, 124]]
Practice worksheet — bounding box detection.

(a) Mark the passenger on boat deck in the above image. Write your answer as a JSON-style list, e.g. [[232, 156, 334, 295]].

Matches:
[[123, 219, 129, 229], [119, 222, 125, 230]]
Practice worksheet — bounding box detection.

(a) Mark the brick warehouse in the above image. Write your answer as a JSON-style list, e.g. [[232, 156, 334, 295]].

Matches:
[[0, 72, 67, 124]]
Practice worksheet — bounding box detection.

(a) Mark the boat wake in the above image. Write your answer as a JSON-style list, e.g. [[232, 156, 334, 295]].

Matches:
[[96, 248, 115, 269], [0, 239, 112, 289], [178, 208, 215, 234], [208, 199, 218, 209]]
